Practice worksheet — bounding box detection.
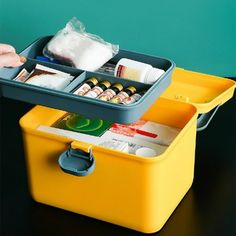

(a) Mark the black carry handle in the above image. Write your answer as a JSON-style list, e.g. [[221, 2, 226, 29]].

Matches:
[[58, 143, 95, 177], [197, 105, 220, 132]]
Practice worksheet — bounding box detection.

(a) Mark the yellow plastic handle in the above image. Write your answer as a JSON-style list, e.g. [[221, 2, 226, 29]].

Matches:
[[71, 141, 92, 153]]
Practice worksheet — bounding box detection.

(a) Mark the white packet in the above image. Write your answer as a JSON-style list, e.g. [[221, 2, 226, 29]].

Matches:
[[43, 17, 119, 71], [25, 64, 73, 90]]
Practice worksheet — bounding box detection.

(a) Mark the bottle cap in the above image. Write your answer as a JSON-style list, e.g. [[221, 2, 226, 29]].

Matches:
[[100, 80, 111, 89], [111, 83, 123, 92], [125, 86, 136, 94], [146, 68, 165, 84], [87, 77, 98, 86]]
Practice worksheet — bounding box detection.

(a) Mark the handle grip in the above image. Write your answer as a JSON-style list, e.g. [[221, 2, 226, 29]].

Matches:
[[58, 141, 95, 177], [197, 105, 220, 132]]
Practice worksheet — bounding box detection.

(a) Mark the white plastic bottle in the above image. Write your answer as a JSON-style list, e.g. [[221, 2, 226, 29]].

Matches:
[[114, 58, 165, 84]]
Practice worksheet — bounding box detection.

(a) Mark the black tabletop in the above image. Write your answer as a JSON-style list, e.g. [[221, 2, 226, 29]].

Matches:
[[1, 89, 235, 236]]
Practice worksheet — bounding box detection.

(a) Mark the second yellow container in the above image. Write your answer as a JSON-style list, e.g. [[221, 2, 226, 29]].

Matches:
[[19, 68, 235, 233]]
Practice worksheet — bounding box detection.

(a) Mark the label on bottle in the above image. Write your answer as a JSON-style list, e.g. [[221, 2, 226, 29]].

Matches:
[[122, 93, 142, 104], [98, 89, 116, 101], [84, 86, 103, 98], [73, 83, 91, 96], [116, 65, 141, 82], [110, 91, 129, 104]]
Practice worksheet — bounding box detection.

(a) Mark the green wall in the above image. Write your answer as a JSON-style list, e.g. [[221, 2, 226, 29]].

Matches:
[[0, 0, 235, 76]]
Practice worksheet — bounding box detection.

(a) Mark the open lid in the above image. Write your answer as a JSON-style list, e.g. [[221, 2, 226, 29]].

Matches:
[[161, 68, 235, 131], [161, 68, 235, 113]]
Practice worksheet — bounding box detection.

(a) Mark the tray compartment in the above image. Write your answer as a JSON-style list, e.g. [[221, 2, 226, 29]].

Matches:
[[66, 71, 151, 94]]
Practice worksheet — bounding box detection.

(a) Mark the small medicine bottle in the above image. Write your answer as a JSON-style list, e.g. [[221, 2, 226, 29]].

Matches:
[[122, 90, 147, 105], [98, 83, 123, 101], [110, 86, 136, 104], [73, 77, 98, 96], [84, 80, 111, 98], [114, 58, 165, 84]]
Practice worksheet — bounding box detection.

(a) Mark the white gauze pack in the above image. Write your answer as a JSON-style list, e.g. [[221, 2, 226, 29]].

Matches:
[[43, 17, 119, 71]]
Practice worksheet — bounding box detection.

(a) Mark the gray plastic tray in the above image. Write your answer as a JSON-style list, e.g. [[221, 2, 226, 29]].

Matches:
[[0, 36, 175, 123]]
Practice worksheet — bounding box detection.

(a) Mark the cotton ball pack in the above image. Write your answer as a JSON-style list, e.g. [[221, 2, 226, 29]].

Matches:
[[43, 17, 119, 71]]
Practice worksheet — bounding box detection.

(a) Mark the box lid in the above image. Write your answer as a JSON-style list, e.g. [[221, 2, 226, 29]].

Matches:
[[161, 67, 236, 114]]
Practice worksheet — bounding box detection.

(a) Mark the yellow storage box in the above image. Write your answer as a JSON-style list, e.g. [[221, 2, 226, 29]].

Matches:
[[19, 68, 235, 233]]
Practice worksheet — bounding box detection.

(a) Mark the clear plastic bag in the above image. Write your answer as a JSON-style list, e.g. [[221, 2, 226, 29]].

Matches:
[[43, 17, 119, 71]]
